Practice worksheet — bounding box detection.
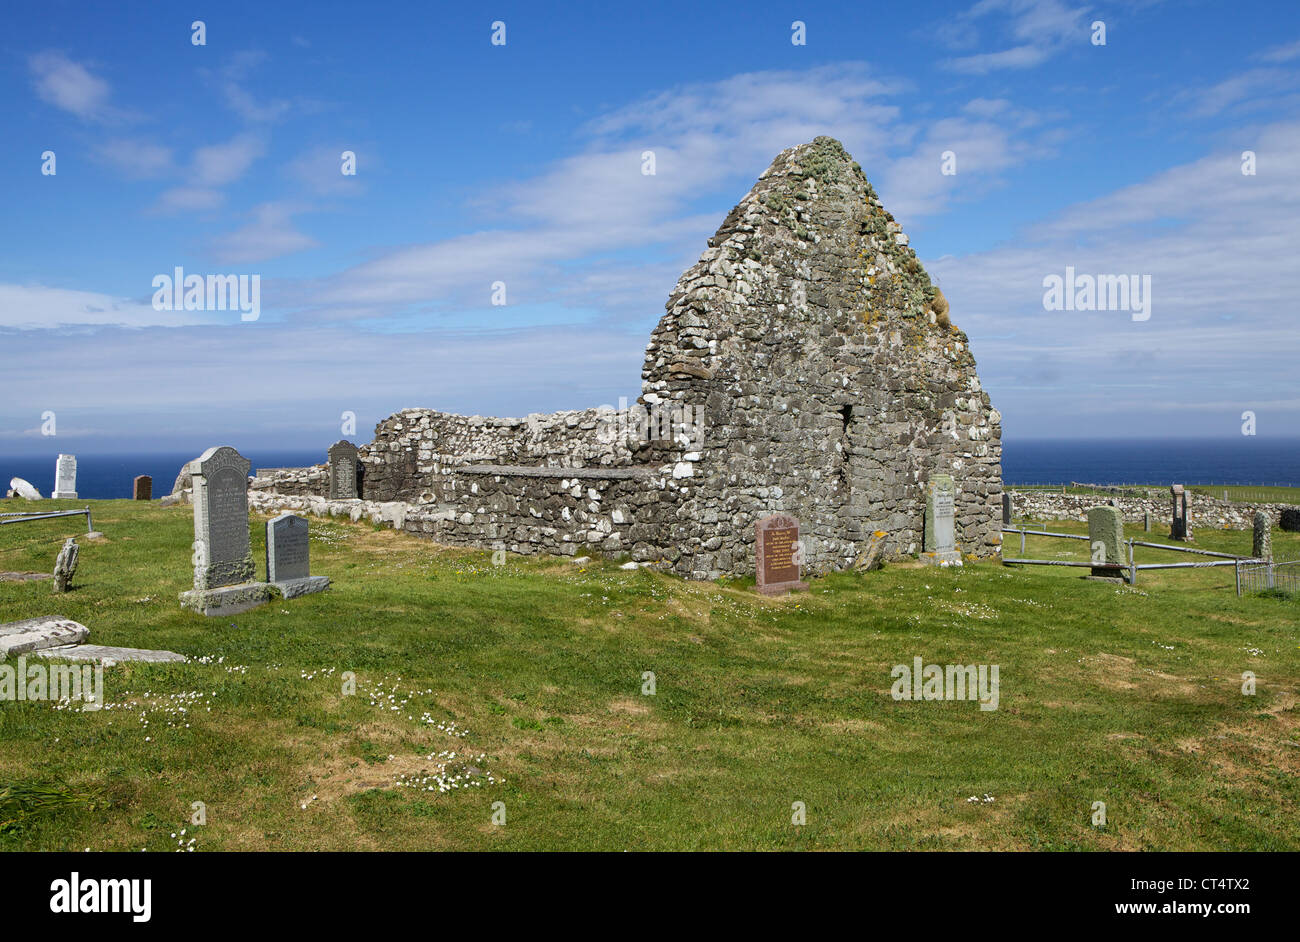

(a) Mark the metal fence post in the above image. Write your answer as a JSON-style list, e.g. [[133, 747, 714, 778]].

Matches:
[[85, 506, 93, 534], [1235, 558, 1241, 597]]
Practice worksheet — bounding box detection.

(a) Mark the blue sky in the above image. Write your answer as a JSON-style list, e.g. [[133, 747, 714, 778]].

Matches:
[[2, 0, 1299, 456]]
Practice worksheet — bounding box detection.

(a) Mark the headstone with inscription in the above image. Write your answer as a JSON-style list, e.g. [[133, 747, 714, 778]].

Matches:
[[328, 441, 360, 499], [179, 446, 271, 616], [755, 513, 808, 595], [133, 475, 153, 500], [266, 513, 330, 599], [922, 474, 962, 566], [52, 454, 77, 499], [1087, 505, 1126, 582]]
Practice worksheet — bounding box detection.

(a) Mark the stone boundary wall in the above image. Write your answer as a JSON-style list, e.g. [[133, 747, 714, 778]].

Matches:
[[246, 471, 683, 565], [356, 406, 689, 504], [1009, 489, 1296, 531], [250, 465, 328, 497]]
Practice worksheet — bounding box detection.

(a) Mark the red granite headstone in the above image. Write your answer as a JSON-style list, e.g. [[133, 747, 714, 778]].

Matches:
[[133, 475, 152, 501], [755, 513, 808, 596]]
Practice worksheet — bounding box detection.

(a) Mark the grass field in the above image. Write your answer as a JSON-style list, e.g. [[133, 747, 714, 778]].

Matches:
[[1, 499, 1297, 851]]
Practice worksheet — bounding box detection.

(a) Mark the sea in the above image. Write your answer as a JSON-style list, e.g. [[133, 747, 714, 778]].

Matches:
[[3, 439, 1298, 500]]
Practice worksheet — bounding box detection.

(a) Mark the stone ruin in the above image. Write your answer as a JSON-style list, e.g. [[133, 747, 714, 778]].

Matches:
[[248, 137, 1004, 579]]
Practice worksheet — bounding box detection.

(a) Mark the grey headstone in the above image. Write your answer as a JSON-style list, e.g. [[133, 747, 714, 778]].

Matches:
[[133, 475, 152, 500], [1169, 484, 1191, 541], [267, 513, 310, 582], [179, 446, 271, 616], [923, 474, 961, 565], [328, 441, 359, 499], [188, 446, 254, 590], [1001, 492, 1013, 526], [1252, 511, 1272, 561], [52, 454, 77, 499], [53, 538, 78, 593], [1087, 505, 1125, 580], [0, 616, 89, 658], [267, 512, 330, 599]]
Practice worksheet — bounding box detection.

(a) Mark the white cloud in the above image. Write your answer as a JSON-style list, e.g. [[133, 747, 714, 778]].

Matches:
[[940, 0, 1089, 74], [28, 52, 112, 120], [97, 138, 174, 178], [209, 203, 318, 263], [0, 284, 217, 329], [192, 133, 265, 186]]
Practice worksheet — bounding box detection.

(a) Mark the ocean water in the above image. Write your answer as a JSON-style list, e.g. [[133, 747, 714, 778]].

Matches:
[[1000, 438, 1300, 487], [3, 439, 1297, 500], [2, 451, 325, 501]]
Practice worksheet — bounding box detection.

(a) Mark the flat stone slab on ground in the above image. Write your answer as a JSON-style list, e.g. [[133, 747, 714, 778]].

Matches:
[[36, 644, 187, 665], [0, 616, 89, 657], [272, 576, 330, 600], [0, 571, 54, 583], [179, 581, 272, 616]]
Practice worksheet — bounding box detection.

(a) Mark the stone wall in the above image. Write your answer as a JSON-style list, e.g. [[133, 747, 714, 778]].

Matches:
[[250, 465, 328, 497], [262, 137, 1004, 579], [1008, 488, 1296, 531]]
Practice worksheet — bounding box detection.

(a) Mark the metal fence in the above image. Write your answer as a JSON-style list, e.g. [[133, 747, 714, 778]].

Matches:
[[1002, 526, 1256, 586], [0, 506, 95, 534], [1237, 555, 1300, 595]]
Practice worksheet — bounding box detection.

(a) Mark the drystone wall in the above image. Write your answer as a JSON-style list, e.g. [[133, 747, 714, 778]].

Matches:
[[1010, 489, 1297, 531], [257, 137, 1004, 580]]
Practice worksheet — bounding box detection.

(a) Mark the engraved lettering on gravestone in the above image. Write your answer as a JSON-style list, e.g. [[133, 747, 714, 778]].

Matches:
[[267, 513, 310, 582], [53, 454, 77, 499], [328, 441, 359, 499], [755, 513, 808, 595]]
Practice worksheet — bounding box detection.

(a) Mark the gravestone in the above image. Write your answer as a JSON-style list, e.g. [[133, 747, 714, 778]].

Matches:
[[922, 474, 962, 566], [52, 538, 78, 593], [133, 475, 153, 500], [1169, 484, 1192, 541], [1252, 511, 1272, 561], [1001, 492, 1013, 526], [854, 530, 888, 572], [9, 477, 43, 500], [52, 454, 77, 499], [1280, 508, 1300, 533], [266, 513, 330, 599], [179, 446, 271, 616], [0, 616, 88, 658], [755, 513, 808, 595], [328, 441, 360, 499], [1087, 505, 1126, 582], [1143, 511, 1151, 532]]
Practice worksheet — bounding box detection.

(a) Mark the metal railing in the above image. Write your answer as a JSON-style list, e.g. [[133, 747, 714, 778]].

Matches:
[[0, 506, 95, 534], [1236, 557, 1300, 595], [1001, 525, 1259, 586]]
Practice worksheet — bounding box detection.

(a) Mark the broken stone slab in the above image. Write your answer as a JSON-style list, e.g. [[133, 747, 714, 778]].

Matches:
[[0, 616, 89, 658], [53, 538, 79, 592], [0, 572, 53, 583], [36, 644, 187, 665], [854, 530, 888, 572], [7, 477, 42, 500], [272, 576, 331, 600], [179, 582, 273, 616]]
